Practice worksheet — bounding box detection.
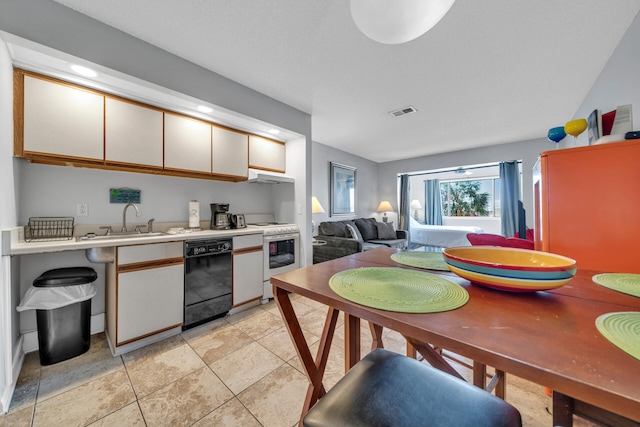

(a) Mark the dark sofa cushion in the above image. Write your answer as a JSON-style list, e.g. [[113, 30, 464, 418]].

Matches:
[[355, 218, 378, 241], [376, 221, 397, 239], [319, 220, 350, 237]]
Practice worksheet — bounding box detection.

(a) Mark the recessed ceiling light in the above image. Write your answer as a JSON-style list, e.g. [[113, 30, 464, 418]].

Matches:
[[196, 105, 213, 113], [268, 129, 280, 135], [69, 64, 98, 77]]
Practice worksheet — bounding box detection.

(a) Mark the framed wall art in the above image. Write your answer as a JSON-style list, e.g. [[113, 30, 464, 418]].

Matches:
[[330, 162, 356, 216]]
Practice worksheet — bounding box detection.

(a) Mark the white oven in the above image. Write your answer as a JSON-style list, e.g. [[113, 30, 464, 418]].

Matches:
[[263, 230, 300, 300]]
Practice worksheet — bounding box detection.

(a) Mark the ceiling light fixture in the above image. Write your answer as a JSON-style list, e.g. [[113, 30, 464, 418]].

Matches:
[[455, 167, 473, 176], [69, 64, 98, 77], [196, 105, 213, 113], [350, 0, 455, 44], [268, 129, 280, 135]]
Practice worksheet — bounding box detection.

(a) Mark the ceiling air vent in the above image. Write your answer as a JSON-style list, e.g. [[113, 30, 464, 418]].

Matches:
[[389, 106, 417, 117]]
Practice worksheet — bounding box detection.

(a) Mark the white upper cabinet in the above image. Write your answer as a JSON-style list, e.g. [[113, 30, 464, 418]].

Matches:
[[164, 113, 212, 173], [105, 98, 163, 167], [249, 135, 286, 172], [212, 126, 248, 177], [23, 75, 104, 160]]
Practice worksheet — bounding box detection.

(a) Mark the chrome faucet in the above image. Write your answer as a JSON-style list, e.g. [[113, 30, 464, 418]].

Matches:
[[121, 203, 140, 232]]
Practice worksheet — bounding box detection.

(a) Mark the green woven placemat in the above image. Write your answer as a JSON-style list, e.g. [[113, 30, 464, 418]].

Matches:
[[329, 267, 468, 313], [596, 312, 640, 361], [391, 251, 449, 271], [593, 273, 640, 298]]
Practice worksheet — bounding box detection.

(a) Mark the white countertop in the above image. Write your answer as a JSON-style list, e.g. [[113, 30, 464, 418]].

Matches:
[[2, 225, 264, 256]]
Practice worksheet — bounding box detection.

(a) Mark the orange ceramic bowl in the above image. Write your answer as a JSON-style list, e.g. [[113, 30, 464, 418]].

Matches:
[[443, 247, 577, 292]]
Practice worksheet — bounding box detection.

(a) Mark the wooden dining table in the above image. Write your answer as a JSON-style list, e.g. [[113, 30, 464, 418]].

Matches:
[[271, 247, 640, 427]]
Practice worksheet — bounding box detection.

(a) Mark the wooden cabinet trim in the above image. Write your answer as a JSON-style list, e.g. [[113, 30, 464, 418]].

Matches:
[[13, 69, 25, 158], [116, 323, 183, 347], [233, 246, 263, 255], [232, 296, 261, 308], [117, 257, 184, 273]]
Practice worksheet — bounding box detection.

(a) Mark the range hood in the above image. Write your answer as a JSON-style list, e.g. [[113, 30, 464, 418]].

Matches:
[[247, 168, 294, 184]]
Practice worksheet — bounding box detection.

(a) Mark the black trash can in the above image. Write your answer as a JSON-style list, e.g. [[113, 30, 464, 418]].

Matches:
[[32, 267, 97, 365]]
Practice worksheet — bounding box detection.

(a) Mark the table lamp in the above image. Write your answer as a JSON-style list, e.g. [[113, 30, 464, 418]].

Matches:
[[312, 196, 326, 243], [410, 199, 422, 221], [377, 201, 394, 223]]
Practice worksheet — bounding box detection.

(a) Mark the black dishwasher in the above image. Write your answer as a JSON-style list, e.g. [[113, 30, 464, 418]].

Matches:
[[183, 238, 233, 330]]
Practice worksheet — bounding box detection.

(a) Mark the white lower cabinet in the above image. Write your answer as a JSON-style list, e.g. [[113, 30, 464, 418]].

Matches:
[[116, 264, 183, 343], [232, 234, 264, 306], [106, 241, 184, 354]]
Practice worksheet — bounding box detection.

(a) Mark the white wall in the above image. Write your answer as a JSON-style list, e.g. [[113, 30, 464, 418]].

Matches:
[[0, 36, 18, 413], [574, 10, 640, 144]]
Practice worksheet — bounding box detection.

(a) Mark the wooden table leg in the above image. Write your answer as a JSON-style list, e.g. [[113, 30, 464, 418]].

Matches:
[[473, 361, 487, 389], [369, 322, 384, 350], [553, 391, 574, 427], [403, 336, 465, 381], [406, 341, 417, 359], [274, 287, 339, 423], [487, 370, 506, 399], [345, 314, 361, 371]]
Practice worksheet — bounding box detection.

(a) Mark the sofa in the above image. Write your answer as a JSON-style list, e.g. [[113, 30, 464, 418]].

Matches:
[[313, 217, 408, 264]]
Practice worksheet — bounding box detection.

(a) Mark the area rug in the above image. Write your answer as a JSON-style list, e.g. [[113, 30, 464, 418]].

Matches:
[[328, 267, 468, 313]]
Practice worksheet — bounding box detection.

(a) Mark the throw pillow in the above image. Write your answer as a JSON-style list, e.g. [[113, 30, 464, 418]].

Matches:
[[355, 218, 378, 241], [345, 224, 364, 242], [376, 221, 397, 240]]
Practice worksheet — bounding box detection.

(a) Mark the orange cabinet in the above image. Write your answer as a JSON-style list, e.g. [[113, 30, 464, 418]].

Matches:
[[533, 140, 640, 272]]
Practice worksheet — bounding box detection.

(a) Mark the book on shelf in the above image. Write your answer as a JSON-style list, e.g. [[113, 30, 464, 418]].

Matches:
[[611, 104, 633, 135], [592, 104, 633, 145], [587, 109, 602, 145]]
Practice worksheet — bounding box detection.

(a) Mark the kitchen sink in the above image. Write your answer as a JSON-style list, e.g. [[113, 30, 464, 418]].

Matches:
[[76, 231, 168, 242]]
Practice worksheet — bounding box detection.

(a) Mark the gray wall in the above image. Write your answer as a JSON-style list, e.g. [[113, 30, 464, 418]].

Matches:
[[378, 137, 551, 230], [15, 161, 290, 226], [311, 141, 380, 226]]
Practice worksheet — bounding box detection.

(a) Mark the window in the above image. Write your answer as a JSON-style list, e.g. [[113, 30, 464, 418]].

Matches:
[[440, 177, 500, 217], [405, 162, 520, 222]]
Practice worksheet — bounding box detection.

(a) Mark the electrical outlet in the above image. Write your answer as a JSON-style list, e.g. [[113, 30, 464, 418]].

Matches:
[[77, 203, 88, 216]]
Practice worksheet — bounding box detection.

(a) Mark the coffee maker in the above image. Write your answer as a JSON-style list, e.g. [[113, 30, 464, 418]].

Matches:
[[210, 203, 230, 230]]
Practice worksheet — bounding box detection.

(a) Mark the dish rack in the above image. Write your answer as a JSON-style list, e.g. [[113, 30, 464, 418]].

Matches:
[[24, 217, 75, 242]]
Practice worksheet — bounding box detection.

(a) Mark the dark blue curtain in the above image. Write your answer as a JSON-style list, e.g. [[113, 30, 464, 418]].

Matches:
[[499, 161, 520, 237], [424, 179, 443, 225], [399, 174, 410, 231]]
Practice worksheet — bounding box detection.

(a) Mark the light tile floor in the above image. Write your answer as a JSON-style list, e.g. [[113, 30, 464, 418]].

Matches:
[[2, 294, 598, 427]]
